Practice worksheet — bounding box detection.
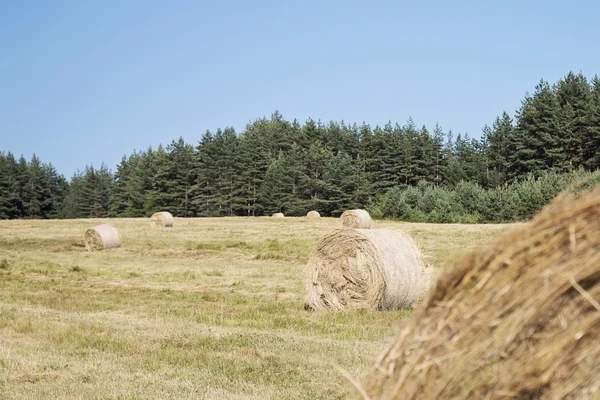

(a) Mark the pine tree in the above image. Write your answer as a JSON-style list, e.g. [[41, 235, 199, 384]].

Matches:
[[14, 155, 29, 217], [235, 124, 270, 216], [323, 150, 360, 215], [80, 164, 112, 218], [61, 171, 85, 218], [444, 131, 466, 185], [213, 128, 239, 216], [109, 152, 148, 217], [191, 129, 239, 216], [144, 145, 169, 214], [587, 76, 600, 169], [511, 82, 561, 177], [260, 146, 308, 215], [295, 142, 332, 213], [41, 162, 68, 218], [149, 137, 196, 217], [23, 155, 49, 218], [554, 72, 592, 170], [301, 118, 327, 147], [0, 152, 22, 219], [397, 118, 418, 186], [483, 112, 514, 186]]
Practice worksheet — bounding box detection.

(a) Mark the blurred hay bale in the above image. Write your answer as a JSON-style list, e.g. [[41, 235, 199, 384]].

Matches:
[[307, 210, 321, 218], [361, 188, 600, 399]]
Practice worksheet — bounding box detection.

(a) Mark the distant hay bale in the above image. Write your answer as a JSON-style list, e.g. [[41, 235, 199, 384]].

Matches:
[[150, 211, 174, 228], [341, 209, 372, 228], [361, 188, 600, 399], [305, 228, 426, 311], [272, 212, 284, 218], [307, 210, 321, 218], [84, 224, 121, 251]]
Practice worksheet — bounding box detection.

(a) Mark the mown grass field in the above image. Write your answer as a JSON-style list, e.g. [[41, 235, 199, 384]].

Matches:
[[0, 217, 518, 399]]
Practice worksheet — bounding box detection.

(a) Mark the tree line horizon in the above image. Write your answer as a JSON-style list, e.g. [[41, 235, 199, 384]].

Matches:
[[1, 71, 599, 223]]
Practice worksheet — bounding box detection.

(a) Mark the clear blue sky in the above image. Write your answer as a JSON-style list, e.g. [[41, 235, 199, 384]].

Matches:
[[1, 0, 598, 177]]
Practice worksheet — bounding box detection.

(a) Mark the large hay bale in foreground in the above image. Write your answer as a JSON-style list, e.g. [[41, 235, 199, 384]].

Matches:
[[306, 210, 321, 218], [305, 229, 426, 311], [272, 212, 284, 218], [150, 211, 174, 228], [341, 209, 372, 228], [84, 224, 121, 251], [361, 189, 600, 399]]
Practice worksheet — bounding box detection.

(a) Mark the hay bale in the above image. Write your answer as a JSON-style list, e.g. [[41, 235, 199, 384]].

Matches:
[[150, 211, 174, 228], [361, 188, 600, 399], [307, 210, 321, 218], [341, 209, 372, 228], [272, 212, 284, 218], [305, 228, 426, 311], [84, 224, 121, 251]]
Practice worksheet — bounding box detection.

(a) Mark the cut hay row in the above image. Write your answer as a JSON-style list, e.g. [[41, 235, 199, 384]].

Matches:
[[361, 188, 600, 399], [306, 210, 321, 218], [84, 224, 121, 251], [341, 209, 372, 229], [305, 228, 429, 311], [150, 211, 174, 228]]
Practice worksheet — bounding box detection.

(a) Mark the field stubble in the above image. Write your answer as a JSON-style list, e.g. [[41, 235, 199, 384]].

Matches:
[[0, 217, 517, 399]]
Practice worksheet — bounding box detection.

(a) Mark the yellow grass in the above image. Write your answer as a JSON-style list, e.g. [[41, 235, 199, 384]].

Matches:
[[0, 217, 518, 399]]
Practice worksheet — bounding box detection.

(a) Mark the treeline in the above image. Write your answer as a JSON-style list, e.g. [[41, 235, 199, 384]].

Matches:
[[1, 71, 599, 222], [372, 169, 598, 223], [0, 153, 68, 219]]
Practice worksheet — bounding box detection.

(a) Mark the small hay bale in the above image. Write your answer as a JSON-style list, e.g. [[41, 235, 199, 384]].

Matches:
[[340, 209, 372, 228], [307, 210, 321, 218], [305, 228, 426, 311], [150, 211, 174, 228], [84, 224, 121, 251], [361, 188, 600, 399], [272, 212, 284, 218]]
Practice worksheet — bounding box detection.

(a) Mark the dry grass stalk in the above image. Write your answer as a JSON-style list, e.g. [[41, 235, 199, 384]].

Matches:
[[361, 188, 600, 399], [307, 210, 321, 218], [84, 224, 121, 251], [341, 209, 372, 229], [305, 228, 427, 311], [150, 211, 174, 228]]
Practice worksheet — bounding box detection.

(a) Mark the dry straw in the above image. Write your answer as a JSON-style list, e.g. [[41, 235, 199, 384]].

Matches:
[[150, 211, 174, 228], [341, 209, 372, 229], [272, 212, 285, 218], [305, 228, 429, 311], [84, 224, 121, 251], [361, 188, 600, 399], [307, 210, 321, 218]]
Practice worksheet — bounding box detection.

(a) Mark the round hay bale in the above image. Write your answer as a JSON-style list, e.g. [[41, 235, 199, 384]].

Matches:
[[150, 211, 174, 228], [306, 210, 321, 218], [340, 209, 372, 229], [305, 228, 425, 311], [361, 188, 600, 399], [84, 224, 121, 251], [272, 212, 284, 218]]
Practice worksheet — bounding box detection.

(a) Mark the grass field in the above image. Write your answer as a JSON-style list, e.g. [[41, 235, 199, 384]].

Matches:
[[0, 217, 518, 399]]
